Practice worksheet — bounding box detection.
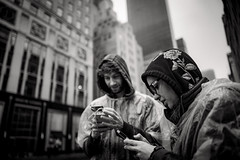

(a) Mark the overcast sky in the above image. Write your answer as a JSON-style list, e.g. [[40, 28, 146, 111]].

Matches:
[[112, 0, 231, 79]]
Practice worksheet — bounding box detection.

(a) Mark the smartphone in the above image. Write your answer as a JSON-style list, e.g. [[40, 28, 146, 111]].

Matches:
[[91, 105, 103, 112], [116, 129, 127, 139]]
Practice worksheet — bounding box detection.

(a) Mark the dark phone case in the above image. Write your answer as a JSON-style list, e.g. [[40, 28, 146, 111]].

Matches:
[[116, 129, 127, 139]]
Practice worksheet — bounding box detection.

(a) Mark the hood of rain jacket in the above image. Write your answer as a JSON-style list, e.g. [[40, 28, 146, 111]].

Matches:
[[97, 54, 135, 98]]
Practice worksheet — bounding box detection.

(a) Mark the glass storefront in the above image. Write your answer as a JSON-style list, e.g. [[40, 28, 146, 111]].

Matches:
[[8, 103, 40, 154], [45, 109, 67, 153], [72, 114, 81, 151]]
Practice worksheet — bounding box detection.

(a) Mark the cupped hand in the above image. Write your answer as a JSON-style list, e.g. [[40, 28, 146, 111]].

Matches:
[[90, 122, 111, 138], [124, 138, 155, 160], [100, 107, 124, 130]]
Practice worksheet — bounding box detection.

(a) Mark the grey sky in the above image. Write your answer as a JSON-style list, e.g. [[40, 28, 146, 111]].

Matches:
[[112, 0, 230, 79]]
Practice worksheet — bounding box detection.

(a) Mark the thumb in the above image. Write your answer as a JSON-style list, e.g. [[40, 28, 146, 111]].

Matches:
[[133, 133, 149, 143]]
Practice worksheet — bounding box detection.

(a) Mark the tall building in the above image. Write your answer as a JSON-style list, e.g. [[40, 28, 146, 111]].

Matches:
[[227, 53, 240, 82], [176, 38, 188, 53], [222, 0, 240, 82], [93, 0, 146, 99], [0, 0, 94, 158], [126, 0, 177, 58], [202, 69, 216, 81]]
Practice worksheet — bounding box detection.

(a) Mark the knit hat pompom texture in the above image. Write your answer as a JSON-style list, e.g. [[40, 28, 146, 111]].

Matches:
[[141, 49, 202, 96]]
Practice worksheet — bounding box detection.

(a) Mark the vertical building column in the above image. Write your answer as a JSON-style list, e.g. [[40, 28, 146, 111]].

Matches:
[[67, 58, 75, 106], [7, 33, 25, 93], [41, 47, 54, 100]]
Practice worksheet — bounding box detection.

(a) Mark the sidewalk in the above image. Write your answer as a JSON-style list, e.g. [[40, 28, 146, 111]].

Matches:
[[10, 152, 90, 160]]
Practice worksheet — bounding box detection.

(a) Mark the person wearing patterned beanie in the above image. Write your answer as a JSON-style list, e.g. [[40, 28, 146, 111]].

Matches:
[[124, 48, 240, 160]]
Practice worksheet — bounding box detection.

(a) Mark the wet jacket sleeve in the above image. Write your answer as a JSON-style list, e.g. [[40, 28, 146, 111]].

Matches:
[[192, 85, 240, 159], [120, 122, 161, 145], [82, 134, 102, 157], [77, 105, 103, 157], [119, 96, 165, 146], [148, 146, 182, 160]]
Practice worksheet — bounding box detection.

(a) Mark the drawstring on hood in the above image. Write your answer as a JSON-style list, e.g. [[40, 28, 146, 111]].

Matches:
[[97, 54, 135, 98]]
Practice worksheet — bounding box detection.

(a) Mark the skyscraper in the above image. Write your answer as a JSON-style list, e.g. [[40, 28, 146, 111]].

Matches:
[[127, 0, 176, 57], [222, 0, 240, 82]]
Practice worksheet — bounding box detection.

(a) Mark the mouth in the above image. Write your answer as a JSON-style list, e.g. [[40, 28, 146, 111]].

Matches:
[[111, 86, 120, 92]]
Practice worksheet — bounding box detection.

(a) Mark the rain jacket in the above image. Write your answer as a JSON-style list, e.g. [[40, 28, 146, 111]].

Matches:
[[149, 78, 240, 160], [77, 54, 164, 160]]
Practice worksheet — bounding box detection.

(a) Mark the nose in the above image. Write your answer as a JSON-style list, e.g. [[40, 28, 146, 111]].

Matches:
[[153, 94, 160, 100], [109, 78, 116, 86]]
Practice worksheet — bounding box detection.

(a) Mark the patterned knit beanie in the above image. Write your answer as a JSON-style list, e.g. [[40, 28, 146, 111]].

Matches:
[[141, 49, 202, 96]]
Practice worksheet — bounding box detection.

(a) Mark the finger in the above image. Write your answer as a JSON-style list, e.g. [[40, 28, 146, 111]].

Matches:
[[123, 138, 140, 146], [133, 133, 142, 140], [124, 145, 139, 152], [99, 115, 115, 123], [88, 113, 95, 121], [91, 122, 111, 128], [134, 133, 148, 142], [102, 108, 118, 119], [92, 127, 111, 132]]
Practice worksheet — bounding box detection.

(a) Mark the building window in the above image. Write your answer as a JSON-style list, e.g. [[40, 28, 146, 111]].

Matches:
[[56, 20, 62, 29], [44, 12, 51, 23], [84, 27, 89, 35], [76, 21, 81, 29], [77, 73, 84, 107], [67, 14, 73, 24], [68, 3, 73, 11], [55, 65, 64, 103], [55, 84, 63, 102], [25, 75, 37, 97], [57, 8, 63, 17], [77, 0, 82, 6], [76, 10, 81, 17], [76, 33, 81, 41], [56, 66, 64, 83], [46, 0, 52, 9], [85, 16, 89, 24], [24, 54, 39, 97], [30, 3, 38, 15], [0, 2, 17, 25], [58, 0, 63, 4], [85, 6, 89, 13], [27, 55, 39, 75]]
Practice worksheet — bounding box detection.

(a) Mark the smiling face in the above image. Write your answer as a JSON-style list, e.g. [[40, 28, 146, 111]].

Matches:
[[146, 76, 179, 109], [104, 71, 125, 98]]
